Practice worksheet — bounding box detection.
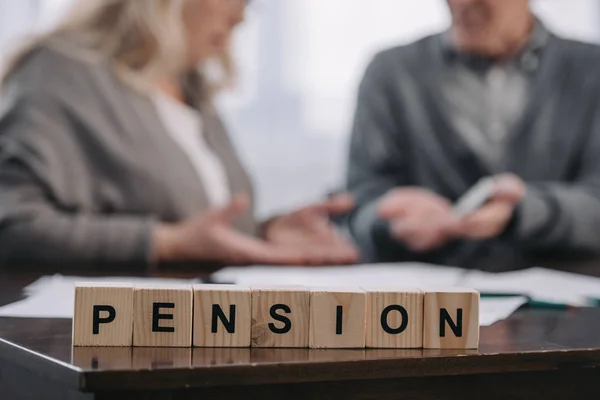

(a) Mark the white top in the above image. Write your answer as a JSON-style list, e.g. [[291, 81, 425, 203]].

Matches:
[[152, 92, 231, 207]]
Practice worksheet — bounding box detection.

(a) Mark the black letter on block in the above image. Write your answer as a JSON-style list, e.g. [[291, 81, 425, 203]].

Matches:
[[92, 305, 116, 335], [380, 305, 408, 334], [212, 304, 236, 334], [336, 306, 343, 335], [152, 302, 175, 333], [268, 304, 292, 334], [440, 308, 463, 337]]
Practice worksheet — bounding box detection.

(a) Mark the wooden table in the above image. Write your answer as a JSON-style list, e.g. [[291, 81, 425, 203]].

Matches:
[[1, 268, 600, 399]]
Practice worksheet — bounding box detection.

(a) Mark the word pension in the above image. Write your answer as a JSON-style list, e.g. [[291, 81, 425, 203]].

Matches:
[[73, 284, 479, 349]]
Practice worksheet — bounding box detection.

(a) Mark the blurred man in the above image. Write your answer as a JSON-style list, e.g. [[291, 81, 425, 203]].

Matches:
[[346, 0, 600, 268]]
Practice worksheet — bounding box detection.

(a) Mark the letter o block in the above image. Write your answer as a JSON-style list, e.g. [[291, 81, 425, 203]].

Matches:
[[423, 288, 479, 349], [73, 283, 134, 347], [133, 285, 193, 347], [363, 287, 424, 349], [251, 286, 309, 348]]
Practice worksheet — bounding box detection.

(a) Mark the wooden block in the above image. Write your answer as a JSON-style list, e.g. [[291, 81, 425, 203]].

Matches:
[[363, 287, 424, 349], [193, 284, 251, 347], [72, 283, 134, 347], [251, 286, 309, 348], [309, 288, 366, 349], [133, 285, 193, 347], [132, 348, 192, 369], [423, 288, 480, 349]]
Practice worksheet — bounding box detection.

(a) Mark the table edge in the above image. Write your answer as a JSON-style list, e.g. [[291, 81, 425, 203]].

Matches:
[[80, 347, 600, 392], [0, 338, 82, 390]]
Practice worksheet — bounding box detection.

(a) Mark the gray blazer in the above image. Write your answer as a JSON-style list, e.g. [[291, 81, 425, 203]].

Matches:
[[0, 46, 257, 269]]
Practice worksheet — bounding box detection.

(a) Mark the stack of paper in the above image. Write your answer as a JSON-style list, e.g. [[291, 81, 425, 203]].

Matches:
[[213, 263, 600, 308], [2, 263, 597, 327]]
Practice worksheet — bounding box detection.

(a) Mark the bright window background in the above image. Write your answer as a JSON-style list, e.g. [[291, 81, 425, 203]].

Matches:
[[1, 0, 599, 218]]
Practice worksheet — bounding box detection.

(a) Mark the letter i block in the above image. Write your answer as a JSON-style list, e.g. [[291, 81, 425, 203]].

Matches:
[[251, 286, 309, 348], [309, 288, 367, 349], [193, 285, 252, 347], [423, 288, 480, 349], [363, 288, 424, 349], [133, 285, 193, 347], [73, 283, 134, 347]]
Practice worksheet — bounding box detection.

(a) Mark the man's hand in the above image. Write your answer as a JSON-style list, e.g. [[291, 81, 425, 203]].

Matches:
[[377, 188, 460, 252], [453, 174, 526, 240]]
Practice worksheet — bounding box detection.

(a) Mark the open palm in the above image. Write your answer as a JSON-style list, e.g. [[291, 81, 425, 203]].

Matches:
[[263, 195, 360, 265]]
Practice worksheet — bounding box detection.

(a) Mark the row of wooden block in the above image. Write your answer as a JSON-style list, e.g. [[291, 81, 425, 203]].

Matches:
[[73, 284, 480, 349]]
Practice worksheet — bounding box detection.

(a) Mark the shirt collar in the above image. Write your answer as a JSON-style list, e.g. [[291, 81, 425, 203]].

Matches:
[[440, 16, 550, 70]]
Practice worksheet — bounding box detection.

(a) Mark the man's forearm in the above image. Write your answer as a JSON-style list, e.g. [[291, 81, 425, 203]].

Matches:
[[508, 183, 600, 253]]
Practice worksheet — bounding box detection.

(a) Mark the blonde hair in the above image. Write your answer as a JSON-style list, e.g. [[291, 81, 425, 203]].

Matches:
[[1, 0, 233, 99]]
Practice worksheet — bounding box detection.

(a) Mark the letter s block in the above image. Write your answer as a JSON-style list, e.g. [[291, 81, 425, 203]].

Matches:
[[73, 283, 134, 347], [363, 287, 424, 349], [423, 288, 480, 349], [192, 285, 251, 347], [251, 286, 309, 348], [133, 285, 193, 347]]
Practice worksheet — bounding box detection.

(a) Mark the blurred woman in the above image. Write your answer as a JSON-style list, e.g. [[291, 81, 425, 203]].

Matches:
[[0, 0, 358, 269]]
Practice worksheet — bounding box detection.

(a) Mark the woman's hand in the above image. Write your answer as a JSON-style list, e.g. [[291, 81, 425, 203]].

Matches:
[[153, 195, 309, 266], [262, 194, 360, 265]]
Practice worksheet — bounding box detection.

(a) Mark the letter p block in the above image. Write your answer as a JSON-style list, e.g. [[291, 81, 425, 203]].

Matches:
[[73, 283, 134, 347]]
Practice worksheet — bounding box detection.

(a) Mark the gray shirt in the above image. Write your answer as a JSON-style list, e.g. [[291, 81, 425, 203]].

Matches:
[[441, 21, 549, 170]]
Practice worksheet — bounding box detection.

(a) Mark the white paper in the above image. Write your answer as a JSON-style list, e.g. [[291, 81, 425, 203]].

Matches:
[[462, 267, 600, 307], [211, 263, 467, 287], [0, 275, 201, 319], [479, 296, 528, 326]]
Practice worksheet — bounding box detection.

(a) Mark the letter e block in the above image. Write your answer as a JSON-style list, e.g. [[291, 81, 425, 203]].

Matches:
[[423, 288, 479, 349], [309, 288, 366, 349], [73, 283, 134, 347], [251, 286, 309, 348], [133, 285, 193, 347], [193, 285, 251, 347], [363, 287, 424, 349]]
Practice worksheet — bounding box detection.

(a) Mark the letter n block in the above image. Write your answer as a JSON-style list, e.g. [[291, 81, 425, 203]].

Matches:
[[251, 286, 309, 348], [363, 287, 424, 349], [133, 285, 193, 347], [192, 285, 251, 347], [309, 288, 366, 349], [423, 288, 480, 349], [73, 283, 134, 347]]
